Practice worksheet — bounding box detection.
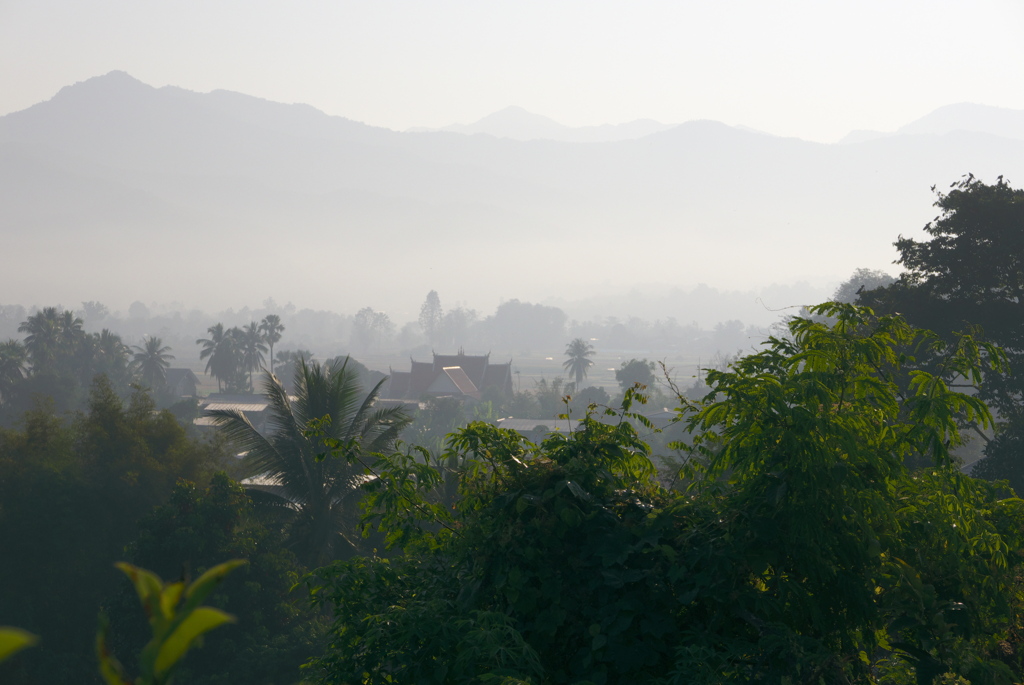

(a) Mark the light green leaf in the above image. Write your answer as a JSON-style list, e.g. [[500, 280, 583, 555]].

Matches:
[[0, 627, 38, 662], [154, 606, 236, 676], [115, 562, 163, 616], [160, 581, 185, 620], [185, 559, 247, 605]]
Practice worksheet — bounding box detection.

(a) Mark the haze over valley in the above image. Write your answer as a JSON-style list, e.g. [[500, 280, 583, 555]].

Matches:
[[10, 4, 1024, 683], [5, 72, 1024, 332]]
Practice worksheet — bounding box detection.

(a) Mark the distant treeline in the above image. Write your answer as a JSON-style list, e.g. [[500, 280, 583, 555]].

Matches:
[[0, 295, 774, 365]]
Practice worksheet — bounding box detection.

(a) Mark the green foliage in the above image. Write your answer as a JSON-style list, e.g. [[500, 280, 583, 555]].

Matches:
[[0, 307, 134, 418], [305, 305, 1024, 684], [131, 337, 174, 391], [563, 338, 595, 390], [614, 358, 656, 392], [97, 559, 245, 685], [209, 356, 411, 566], [259, 315, 285, 374], [862, 176, 1024, 491], [196, 322, 263, 393], [0, 379, 224, 683], [533, 377, 568, 418], [566, 386, 610, 418], [107, 474, 320, 685], [406, 395, 468, 453]]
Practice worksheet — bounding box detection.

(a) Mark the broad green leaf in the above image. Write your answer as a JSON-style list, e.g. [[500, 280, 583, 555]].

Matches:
[[185, 559, 247, 604], [154, 606, 236, 676], [160, 581, 185, 620], [0, 627, 37, 662], [116, 562, 163, 613]]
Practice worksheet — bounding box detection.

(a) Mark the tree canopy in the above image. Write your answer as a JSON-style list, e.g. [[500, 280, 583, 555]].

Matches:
[[304, 305, 1024, 684], [862, 175, 1024, 490], [0, 379, 224, 682]]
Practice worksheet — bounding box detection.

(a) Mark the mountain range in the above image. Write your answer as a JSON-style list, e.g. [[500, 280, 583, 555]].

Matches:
[[2, 71, 1024, 326], [409, 106, 676, 142]]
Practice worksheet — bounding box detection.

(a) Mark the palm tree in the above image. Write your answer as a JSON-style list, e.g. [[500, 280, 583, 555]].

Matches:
[[239, 321, 268, 388], [92, 329, 132, 389], [196, 323, 239, 392], [563, 338, 595, 390], [57, 310, 85, 352], [0, 339, 27, 404], [18, 307, 62, 372], [208, 357, 411, 566], [132, 337, 174, 389], [259, 315, 285, 373]]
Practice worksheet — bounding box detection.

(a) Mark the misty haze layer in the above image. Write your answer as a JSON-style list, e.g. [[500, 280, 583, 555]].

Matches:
[[3, 72, 1024, 324]]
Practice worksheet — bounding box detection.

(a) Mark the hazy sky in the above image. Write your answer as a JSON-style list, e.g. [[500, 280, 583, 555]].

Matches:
[[3, 0, 1023, 143]]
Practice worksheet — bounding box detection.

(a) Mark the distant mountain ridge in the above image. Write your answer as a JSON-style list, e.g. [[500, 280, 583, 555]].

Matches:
[[410, 105, 676, 142], [839, 103, 1024, 144], [411, 102, 1024, 146], [2, 71, 1024, 324]]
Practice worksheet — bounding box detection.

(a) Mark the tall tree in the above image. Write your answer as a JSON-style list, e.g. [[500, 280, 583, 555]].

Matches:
[[239, 321, 268, 388], [89, 329, 132, 393], [0, 339, 26, 404], [17, 307, 86, 378], [56, 310, 84, 354], [562, 338, 595, 389], [352, 308, 394, 352], [18, 307, 62, 373], [615, 358, 656, 392], [131, 337, 174, 390], [418, 291, 443, 346], [861, 176, 1024, 488], [196, 323, 239, 393], [207, 357, 411, 566], [439, 306, 477, 349], [259, 314, 285, 373]]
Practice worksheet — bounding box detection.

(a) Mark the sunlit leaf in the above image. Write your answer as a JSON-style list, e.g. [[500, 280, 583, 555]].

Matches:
[[0, 627, 37, 662], [153, 607, 236, 676]]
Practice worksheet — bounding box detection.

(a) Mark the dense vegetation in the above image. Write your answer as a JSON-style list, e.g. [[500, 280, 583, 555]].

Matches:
[[304, 304, 1024, 684], [4, 176, 1024, 684]]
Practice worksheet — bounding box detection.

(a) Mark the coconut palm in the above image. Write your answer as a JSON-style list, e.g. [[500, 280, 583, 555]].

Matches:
[[208, 356, 411, 566], [0, 339, 27, 403], [57, 310, 85, 351], [563, 338, 595, 390], [92, 329, 132, 390], [239, 321, 268, 388], [132, 337, 174, 389], [259, 315, 285, 373], [196, 323, 239, 392], [18, 307, 86, 375], [18, 307, 62, 372]]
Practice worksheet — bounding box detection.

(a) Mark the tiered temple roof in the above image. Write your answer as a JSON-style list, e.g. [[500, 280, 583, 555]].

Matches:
[[382, 350, 512, 401]]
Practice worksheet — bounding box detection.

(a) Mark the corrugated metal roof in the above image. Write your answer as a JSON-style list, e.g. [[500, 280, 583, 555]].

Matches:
[[204, 403, 268, 413], [496, 418, 581, 432]]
